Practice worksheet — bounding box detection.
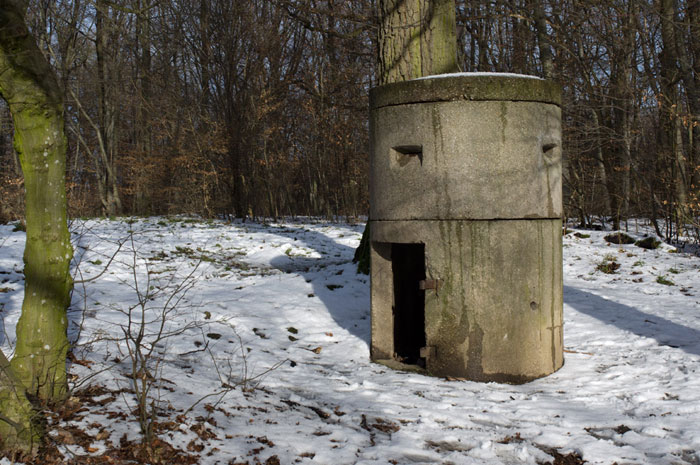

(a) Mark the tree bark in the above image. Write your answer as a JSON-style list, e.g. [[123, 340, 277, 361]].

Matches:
[[377, 0, 458, 84], [532, 0, 554, 79], [0, 350, 40, 452], [96, 0, 122, 217], [688, 2, 700, 192], [0, 0, 72, 451], [133, 0, 152, 214], [658, 0, 689, 233], [199, 0, 211, 108], [676, 0, 699, 218]]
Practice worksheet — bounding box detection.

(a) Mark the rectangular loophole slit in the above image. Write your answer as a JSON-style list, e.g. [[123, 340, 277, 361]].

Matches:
[[391, 243, 426, 366], [392, 145, 423, 166]]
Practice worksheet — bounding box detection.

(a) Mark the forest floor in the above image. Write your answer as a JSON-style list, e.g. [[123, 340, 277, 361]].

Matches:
[[1, 217, 699, 465]]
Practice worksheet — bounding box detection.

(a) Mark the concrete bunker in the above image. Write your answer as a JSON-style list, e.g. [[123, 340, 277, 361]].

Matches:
[[369, 74, 564, 383]]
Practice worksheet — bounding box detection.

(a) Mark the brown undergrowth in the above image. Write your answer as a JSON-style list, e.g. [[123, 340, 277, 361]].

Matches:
[[1, 383, 198, 465]]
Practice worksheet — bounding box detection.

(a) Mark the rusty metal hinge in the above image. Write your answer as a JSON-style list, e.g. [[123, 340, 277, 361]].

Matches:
[[419, 279, 440, 291]]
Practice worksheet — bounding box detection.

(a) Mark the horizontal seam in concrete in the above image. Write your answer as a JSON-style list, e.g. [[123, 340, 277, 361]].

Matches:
[[371, 98, 561, 110], [371, 218, 562, 222]]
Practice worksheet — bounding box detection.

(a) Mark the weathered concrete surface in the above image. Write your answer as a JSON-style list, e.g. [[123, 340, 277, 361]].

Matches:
[[371, 219, 564, 382], [370, 99, 562, 221], [370, 241, 394, 361], [369, 74, 563, 383]]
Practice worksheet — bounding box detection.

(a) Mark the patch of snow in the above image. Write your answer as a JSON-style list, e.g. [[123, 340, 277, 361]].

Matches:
[[412, 71, 544, 81]]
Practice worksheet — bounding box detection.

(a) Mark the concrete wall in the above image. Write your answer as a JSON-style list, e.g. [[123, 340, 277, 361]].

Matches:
[[369, 74, 564, 382]]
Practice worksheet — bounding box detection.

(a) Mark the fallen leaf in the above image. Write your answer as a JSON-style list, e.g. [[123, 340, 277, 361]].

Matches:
[[563, 349, 594, 356], [54, 428, 76, 444]]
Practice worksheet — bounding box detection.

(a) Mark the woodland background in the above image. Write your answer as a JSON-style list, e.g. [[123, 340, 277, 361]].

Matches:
[[0, 0, 698, 242]]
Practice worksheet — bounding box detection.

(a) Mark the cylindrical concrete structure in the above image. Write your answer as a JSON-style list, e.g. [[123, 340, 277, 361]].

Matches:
[[369, 74, 563, 383]]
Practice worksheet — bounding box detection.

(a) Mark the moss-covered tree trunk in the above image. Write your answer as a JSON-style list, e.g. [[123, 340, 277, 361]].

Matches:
[[0, 0, 73, 452], [354, 0, 457, 272], [0, 350, 40, 452]]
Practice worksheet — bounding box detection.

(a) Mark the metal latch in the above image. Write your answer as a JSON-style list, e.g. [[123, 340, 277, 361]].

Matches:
[[419, 279, 440, 291]]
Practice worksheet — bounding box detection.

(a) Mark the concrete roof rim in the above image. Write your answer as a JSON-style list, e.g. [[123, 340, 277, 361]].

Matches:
[[369, 75, 562, 109], [370, 98, 562, 110]]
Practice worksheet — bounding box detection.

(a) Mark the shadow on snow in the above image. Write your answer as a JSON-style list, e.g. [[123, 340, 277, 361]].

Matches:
[[261, 222, 370, 343], [565, 286, 700, 357]]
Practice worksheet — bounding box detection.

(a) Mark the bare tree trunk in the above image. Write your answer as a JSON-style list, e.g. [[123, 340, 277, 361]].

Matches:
[[133, 0, 152, 214], [610, 0, 636, 229], [590, 110, 613, 223], [533, 0, 554, 79], [658, 0, 689, 233], [199, 0, 211, 109], [0, 0, 73, 451], [676, 0, 699, 222], [96, 0, 122, 216], [688, 2, 700, 192]]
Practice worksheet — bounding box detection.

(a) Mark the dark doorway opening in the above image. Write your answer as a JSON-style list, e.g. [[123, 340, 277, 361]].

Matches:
[[391, 243, 426, 366]]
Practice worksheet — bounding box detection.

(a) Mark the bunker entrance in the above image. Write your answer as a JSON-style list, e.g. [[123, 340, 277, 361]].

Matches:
[[391, 243, 426, 366]]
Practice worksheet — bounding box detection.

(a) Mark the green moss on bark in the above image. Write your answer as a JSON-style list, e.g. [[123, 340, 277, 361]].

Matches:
[[0, 352, 42, 453], [9, 108, 72, 401]]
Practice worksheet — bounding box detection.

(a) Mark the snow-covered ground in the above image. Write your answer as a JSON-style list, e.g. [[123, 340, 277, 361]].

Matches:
[[1, 218, 699, 465]]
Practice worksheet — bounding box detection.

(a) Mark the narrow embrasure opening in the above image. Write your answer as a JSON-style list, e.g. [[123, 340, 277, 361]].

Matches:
[[391, 243, 426, 366], [392, 145, 423, 166]]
